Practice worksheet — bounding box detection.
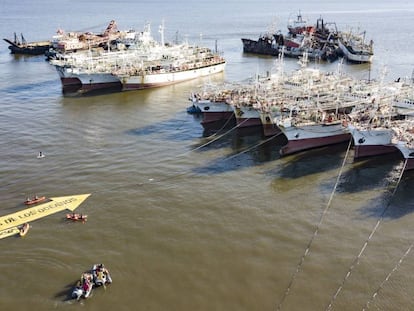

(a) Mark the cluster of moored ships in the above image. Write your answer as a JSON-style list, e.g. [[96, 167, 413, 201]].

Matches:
[[242, 12, 374, 63], [189, 53, 414, 171], [4, 15, 414, 171], [3, 13, 374, 96], [4, 20, 226, 95]]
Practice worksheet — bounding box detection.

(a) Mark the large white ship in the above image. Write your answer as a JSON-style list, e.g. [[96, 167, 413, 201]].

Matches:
[[51, 23, 226, 95], [337, 30, 374, 63], [112, 46, 226, 91], [54, 65, 122, 94]]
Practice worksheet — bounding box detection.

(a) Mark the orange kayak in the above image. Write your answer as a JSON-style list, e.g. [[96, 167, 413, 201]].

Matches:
[[24, 196, 46, 205], [66, 213, 88, 222]]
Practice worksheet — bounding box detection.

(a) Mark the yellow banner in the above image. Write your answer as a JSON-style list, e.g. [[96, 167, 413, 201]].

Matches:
[[0, 194, 91, 233], [0, 226, 20, 239]]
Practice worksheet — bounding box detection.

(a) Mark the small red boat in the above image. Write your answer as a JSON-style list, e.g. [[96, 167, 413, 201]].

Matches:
[[24, 196, 46, 205], [66, 213, 88, 222], [19, 223, 30, 237]]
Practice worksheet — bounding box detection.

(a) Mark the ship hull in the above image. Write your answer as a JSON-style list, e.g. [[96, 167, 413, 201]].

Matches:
[[241, 38, 279, 56], [349, 126, 398, 158], [394, 143, 414, 171], [405, 159, 414, 171], [201, 116, 236, 135], [234, 106, 262, 129], [262, 123, 282, 137], [3, 38, 51, 55], [236, 118, 262, 128], [56, 66, 123, 94], [195, 100, 235, 131], [201, 112, 235, 125], [260, 112, 281, 137], [8, 45, 50, 55], [354, 145, 398, 158], [338, 39, 373, 63], [55, 60, 225, 94], [121, 63, 226, 91], [279, 123, 350, 156]]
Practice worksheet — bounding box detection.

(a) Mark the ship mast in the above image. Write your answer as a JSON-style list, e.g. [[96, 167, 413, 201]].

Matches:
[[159, 20, 165, 46]]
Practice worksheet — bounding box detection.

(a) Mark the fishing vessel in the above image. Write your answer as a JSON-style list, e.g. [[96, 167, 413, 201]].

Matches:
[[190, 93, 235, 131], [391, 76, 414, 112], [347, 124, 397, 158], [337, 30, 374, 63], [114, 46, 226, 91], [259, 110, 282, 137], [51, 23, 226, 94], [241, 33, 281, 57], [233, 104, 263, 129], [274, 68, 358, 155], [277, 115, 351, 156], [198, 101, 235, 129], [287, 11, 315, 35], [345, 75, 410, 158], [50, 23, 162, 94], [241, 14, 340, 62], [346, 102, 400, 159], [391, 118, 414, 171], [3, 33, 51, 55], [51, 20, 121, 53], [54, 65, 123, 94]]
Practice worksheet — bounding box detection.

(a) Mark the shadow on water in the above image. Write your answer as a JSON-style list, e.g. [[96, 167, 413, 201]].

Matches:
[[9, 53, 47, 63], [192, 131, 284, 175], [360, 169, 414, 220], [1, 79, 58, 95], [62, 84, 123, 98], [53, 280, 77, 302], [337, 152, 403, 194], [269, 142, 350, 179], [127, 113, 204, 142], [191, 125, 286, 150]]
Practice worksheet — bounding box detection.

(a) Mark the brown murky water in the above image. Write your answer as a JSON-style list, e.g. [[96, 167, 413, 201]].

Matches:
[[1, 1, 414, 310]]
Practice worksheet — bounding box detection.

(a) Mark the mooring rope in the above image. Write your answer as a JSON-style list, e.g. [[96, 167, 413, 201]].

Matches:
[[325, 159, 408, 311], [208, 113, 238, 137], [131, 121, 283, 188], [179, 117, 251, 156], [225, 131, 284, 162], [362, 237, 414, 310], [100, 118, 278, 193], [276, 137, 353, 311]]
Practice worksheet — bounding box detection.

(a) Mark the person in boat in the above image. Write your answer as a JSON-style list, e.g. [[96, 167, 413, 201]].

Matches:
[[97, 264, 107, 273], [94, 264, 112, 284], [82, 278, 91, 292], [96, 269, 105, 282], [19, 223, 29, 236]]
